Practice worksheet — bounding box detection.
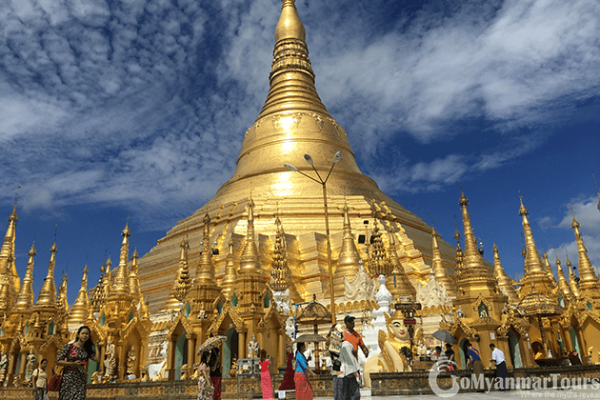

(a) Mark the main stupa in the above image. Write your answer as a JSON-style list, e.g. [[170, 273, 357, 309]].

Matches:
[[138, 0, 457, 313]]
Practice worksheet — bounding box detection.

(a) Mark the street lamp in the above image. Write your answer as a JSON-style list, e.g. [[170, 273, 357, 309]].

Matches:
[[284, 151, 342, 324]]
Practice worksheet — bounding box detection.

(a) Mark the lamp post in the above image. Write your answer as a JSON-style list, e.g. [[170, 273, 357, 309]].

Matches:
[[285, 151, 342, 325]]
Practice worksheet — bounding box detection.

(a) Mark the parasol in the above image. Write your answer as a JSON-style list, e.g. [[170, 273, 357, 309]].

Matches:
[[197, 335, 227, 354], [293, 333, 327, 343], [432, 329, 455, 344]]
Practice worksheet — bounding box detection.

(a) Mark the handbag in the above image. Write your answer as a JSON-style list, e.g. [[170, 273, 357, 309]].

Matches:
[[47, 367, 63, 391], [48, 343, 71, 391]]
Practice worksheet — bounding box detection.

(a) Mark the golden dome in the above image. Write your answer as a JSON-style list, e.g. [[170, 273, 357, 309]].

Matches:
[[518, 285, 562, 317]]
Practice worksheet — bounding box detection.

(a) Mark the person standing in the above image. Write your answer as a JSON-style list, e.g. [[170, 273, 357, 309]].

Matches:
[[343, 316, 369, 360], [55, 325, 99, 400], [31, 358, 48, 400], [294, 342, 313, 400], [465, 342, 484, 392], [327, 324, 343, 400], [444, 344, 456, 370], [259, 349, 274, 400], [490, 344, 508, 390], [339, 341, 361, 400], [197, 352, 215, 400], [208, 348, 222, 400]]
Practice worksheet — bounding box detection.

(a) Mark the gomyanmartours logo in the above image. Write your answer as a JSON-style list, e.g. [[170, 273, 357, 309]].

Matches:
[[428, 360, 600, 397]]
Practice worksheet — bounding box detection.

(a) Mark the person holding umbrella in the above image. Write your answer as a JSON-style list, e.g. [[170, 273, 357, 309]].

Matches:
[[208, 348, 222, 400], [196, 336, 226, 400], [197, 352, 214, 400]]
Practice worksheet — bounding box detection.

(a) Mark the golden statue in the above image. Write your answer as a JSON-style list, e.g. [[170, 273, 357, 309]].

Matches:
[[363, 310, 410, 387]]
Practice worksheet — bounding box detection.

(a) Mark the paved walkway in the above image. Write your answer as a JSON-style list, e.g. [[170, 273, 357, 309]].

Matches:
[[310, 387, 600, 400]]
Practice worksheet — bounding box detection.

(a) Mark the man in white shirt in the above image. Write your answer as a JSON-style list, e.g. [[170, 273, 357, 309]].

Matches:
[[489, 344, 508, 390], [340, 341, 361, 400]]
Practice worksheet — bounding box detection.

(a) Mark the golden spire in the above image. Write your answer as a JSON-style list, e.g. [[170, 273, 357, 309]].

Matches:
[[387, 229, 416, 299], [57, 273, 69, 313], [453, 226, 463, 281], [263, 0, 324, 118], [518, 196, 553, 297], [542, 251, 558, 288], [91, 262, 108, 313], [196, 214, 217, 283], [556, 256, 574, 303], [105, 255, 112, 287], [0, 202, 21, 304], [13, 241, 36, 313], [111, 221, 131, 296], [221, 240, 238, 301], [431, 227, 447, 280], [236, 199, 267, 310], [456, 188, 498, 295], [431, 226, 457, 298], [68, 264, 90, 327], [174, 238, 192, 302], [566, 256, 580, 298], [239, 200, 262, 275], [162, 245, 186, 313], [570, 212, 598, 292], [458, 188, 481, 270], [270, 214, 291, 292], [129, 247, 143, 303], [519, 197, 544, 275], [334, 203, 361, 294], [212, 0, 382, 208], [35, 241, 58, 308], [492, 243, 519, 304], [367, 219, 392, 276]]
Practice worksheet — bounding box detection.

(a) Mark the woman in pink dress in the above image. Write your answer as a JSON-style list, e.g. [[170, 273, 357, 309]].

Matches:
[[260, 349, 274, 400]]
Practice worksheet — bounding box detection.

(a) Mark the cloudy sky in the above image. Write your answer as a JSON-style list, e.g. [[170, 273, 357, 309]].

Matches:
[[1, 0, 599, 303]]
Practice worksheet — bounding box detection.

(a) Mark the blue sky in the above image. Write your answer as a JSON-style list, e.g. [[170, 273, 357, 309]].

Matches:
[[1, 0, 599, 304]]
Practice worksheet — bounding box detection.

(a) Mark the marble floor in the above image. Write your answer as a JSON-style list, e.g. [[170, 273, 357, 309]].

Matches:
[[309, 387, 600, 400]]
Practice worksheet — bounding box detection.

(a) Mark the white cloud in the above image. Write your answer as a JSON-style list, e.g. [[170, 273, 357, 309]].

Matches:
[[0, 0, 599, 230]]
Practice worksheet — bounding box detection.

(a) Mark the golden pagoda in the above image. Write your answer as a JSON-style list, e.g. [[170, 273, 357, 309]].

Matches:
[[137, 0, 457, 317], [442, 189, 513, 368]]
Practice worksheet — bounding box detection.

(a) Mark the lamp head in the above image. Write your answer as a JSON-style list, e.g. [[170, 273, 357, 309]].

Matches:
[[333, 151, 342, 164], [284, 163, 297, 171], [303, 153, 314, 165]]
